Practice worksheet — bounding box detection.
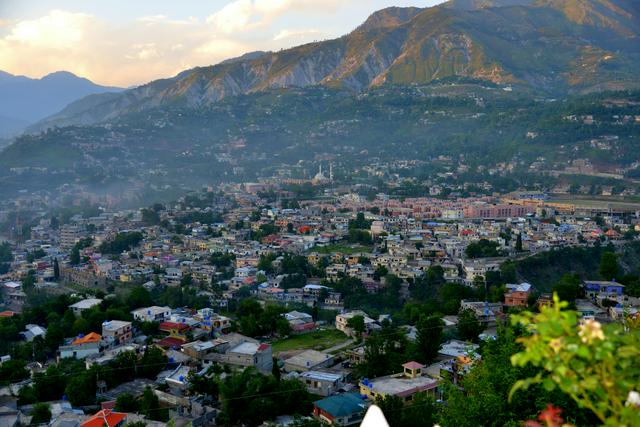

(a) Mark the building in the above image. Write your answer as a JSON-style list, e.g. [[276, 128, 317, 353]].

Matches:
[[201, 333, 273, 373], [284, 311, 316, 333], [131, 306, 171, 322], [313, 393, 368, 426], [81, 409, 127, 427], [101, 320, 132, 347], [69, 298, 103, 316], [22, 324, 46, 342], [583, 280, 625, 304], [504, 283, 532, 307], [283, 350, 335, 373], [335, 311, 376, 337], [358, 361, 439, 403], [299, 370, 346, 396], [59, 225, 83, 250], [59, 332, 102, 360]]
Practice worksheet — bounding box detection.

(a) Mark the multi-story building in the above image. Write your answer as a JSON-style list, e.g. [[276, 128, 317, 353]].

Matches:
[[101, 320, 132, 347]]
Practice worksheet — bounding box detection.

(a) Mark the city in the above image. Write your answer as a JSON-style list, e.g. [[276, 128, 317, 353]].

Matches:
[[0, 0, 639, 426]]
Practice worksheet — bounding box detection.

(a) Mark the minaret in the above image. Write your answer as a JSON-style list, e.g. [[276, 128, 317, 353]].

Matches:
[[329, 163, 334, 181], [319, 164, 323, 176]]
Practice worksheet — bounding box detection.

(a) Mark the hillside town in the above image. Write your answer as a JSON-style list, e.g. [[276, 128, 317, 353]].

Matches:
[[0, 182, 638, 426]]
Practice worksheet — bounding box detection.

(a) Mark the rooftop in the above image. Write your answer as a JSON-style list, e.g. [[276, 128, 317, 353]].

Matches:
[[314, 393, 367, 417], [300, 370, 343, 382], [362, 374, 438, 398], [70, 298, 103, 309]]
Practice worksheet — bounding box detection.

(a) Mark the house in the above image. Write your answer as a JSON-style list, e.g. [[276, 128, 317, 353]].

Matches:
[[81, 409, 127, 427], [59, 332, 101, 360], [299, 370, 346, 396], [335, 311, 377, 337], [583, 280, 625, 304], [101, 320, 132, 347], [504, 283, 532, 307], [313, 393, 368, 426], [22, 324, 46, 342], [131, 306, 171, 322], [460, 300, 503, 324], [284, 311, 316, 333], [283, 349, 335, 373], [201, 333, 273, 373], [69, 298, 103, 316], [358, 361, 439, 403]]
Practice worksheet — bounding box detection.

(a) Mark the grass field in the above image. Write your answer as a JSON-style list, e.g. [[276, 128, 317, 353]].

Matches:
[[310, 244, 373, 255], [271, 328, 350, 354]]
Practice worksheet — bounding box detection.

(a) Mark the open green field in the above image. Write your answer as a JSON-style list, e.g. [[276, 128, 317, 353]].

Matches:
[[271, 328, 350, 354], [310, 244, 373, 255]]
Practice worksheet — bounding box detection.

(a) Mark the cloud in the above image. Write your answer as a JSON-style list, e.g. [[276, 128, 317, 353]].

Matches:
[[273, 29, 322, 41], [0, 0, 416, 86], [206, 0, 343, 34], [0, 9, 255, 87]]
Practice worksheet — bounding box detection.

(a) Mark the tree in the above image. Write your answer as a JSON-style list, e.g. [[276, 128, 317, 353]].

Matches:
[[53, 258, 60, 280], [0, 359, 29, 384], [511, 294, 639, 426], [65, 372, 96, 406], [30, 403, 51, 424], [116, 393, 139, 412], [415, 315, 443, 364], [69, 246, 80, 265], [346, 315, 365, 337], [140, 386, 165, 421], [551, 274, 581, 304], [457, 309, 484, 342], [373, 265, 388, 281], [599, 251, 619, 281], [272, 358, 281, 382], [515, 233, 523, 252]]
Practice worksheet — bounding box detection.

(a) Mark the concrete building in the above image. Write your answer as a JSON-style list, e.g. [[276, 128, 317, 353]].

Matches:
[[101, 320, 132, 347], [504, 283, 532, 307], [313, 393, 368, 426], [131, 306, 172, 322], [359, 361, 439, 403], [283, 349, 335, 373], [299, 370, 346, 396], [69, 298, 103, 316]]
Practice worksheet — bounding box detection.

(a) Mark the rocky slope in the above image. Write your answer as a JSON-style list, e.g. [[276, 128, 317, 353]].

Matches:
[[30, 0, 639, 132]]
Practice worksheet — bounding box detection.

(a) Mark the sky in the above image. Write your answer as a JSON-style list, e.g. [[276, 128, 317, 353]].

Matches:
[[0, 0, 445, 87]]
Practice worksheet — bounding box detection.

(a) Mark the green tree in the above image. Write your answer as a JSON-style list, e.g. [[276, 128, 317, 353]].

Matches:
[[551, 274, 581, 304], [30, 403, 52, 424], [272, 358, 281, 382], [69, 246, 81, 265], [457, 309, 484, 342], [511, 294, 639, 426], [116, 393, 139, 412], [599, 251, 619, 281], [515, 233, 523, 252], [415, 315, 443, 364], [346, 315, 365, 337]]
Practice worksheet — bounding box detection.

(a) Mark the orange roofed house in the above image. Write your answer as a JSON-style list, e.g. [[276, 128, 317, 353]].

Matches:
[[59, 332, 102, 360], [81, 409, 127, 427]]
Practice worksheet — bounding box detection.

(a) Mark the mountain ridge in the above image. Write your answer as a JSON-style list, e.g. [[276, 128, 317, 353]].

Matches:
[[27, 0, 640, 133], [0, 70, 123, 137]]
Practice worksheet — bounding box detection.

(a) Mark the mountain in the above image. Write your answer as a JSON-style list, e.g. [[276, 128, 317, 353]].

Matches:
[[29, 0, 640, 132], [0, 71, 122, 136]]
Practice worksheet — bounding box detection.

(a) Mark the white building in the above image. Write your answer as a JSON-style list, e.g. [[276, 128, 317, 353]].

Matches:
[[69, 298, 103, 316], [131, 306, 172, 322]]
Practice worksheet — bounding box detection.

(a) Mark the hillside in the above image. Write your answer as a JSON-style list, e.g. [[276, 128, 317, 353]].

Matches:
[[0, 71, 122, 136], [1, 83, 638, 205], [30, 0, 640, 132]]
